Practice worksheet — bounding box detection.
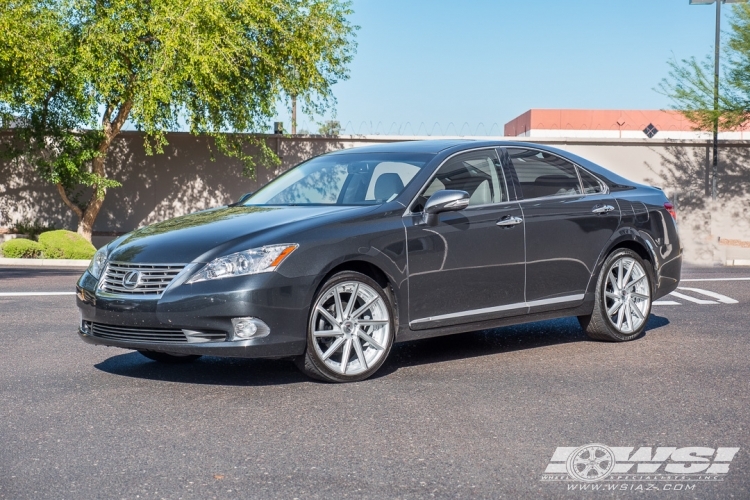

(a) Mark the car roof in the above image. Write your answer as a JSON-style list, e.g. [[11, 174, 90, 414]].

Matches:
[[327, 139, 473, 155]]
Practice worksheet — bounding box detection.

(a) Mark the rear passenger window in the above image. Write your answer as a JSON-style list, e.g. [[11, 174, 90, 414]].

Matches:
[[506, 148, 582, 199], [578, 167, 604, 194]]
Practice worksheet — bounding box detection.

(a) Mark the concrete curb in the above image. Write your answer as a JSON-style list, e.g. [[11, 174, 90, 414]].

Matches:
[[0, 257, 90, 268], [727, 259, 750, 267]]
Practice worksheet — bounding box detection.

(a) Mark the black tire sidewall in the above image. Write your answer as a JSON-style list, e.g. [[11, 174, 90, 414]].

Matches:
[[304, 271, 395, 382]]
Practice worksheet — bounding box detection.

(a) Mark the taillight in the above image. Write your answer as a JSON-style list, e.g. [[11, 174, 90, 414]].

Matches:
[[664, 202, 676, 220]]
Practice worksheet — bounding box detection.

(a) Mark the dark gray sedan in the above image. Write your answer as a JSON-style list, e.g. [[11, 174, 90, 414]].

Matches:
[[76, 140, 682, 382]]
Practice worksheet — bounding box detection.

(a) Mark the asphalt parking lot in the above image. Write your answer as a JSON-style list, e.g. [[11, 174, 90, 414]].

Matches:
[[1, 265, 749, 499]]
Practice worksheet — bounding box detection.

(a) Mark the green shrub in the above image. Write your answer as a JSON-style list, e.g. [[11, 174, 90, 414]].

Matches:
[[38, 230, 96, 259], [11, 219, 57, 240], [1, 238, 45, 258]]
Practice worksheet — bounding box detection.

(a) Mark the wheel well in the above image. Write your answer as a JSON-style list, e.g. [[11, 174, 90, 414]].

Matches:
[[323, 261, 391, 290], [607, 241, 657, 294], [609, 241, 652, 268], [320, 260, 399, 331]]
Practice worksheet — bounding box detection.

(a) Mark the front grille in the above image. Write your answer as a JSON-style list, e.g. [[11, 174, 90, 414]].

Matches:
[[88, 323, 226, 344], [99, 262, 186, 296], [91, 323, 188, 343]]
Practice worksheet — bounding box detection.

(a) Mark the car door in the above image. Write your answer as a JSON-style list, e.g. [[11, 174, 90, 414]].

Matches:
[[405, 149, 526, 330], [504, 147, 620, 312]]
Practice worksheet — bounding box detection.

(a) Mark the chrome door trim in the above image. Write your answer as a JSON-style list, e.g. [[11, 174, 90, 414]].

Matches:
[[409, 293, 585, 327], [526, 294, 585, 308]]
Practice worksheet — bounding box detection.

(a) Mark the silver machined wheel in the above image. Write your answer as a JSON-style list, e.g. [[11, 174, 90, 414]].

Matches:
[[604, 256, 650, 334], [310, 280, 391, 377]]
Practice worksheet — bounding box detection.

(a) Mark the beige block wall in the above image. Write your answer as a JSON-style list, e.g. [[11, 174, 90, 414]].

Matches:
[[1, 133, 749, 263]]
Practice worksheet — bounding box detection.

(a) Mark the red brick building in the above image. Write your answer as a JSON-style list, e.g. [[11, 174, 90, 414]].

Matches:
[[504, 109, 750, 139]]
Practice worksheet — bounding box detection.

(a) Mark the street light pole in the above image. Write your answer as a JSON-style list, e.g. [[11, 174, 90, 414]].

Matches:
[[713, 0, 721, 201]]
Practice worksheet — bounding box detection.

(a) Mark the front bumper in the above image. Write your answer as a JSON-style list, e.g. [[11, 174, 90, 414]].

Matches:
[[77, 328, 304, 358], [76, 269, 312, 359]]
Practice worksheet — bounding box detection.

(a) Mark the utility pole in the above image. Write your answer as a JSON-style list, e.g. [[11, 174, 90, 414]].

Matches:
[[712, 0, 721, 201], [689, 0, 749, 199]]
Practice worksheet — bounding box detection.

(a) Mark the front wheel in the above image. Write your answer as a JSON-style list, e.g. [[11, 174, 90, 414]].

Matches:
[[296, 271, 395, 383], [579, 249, 653, 342]]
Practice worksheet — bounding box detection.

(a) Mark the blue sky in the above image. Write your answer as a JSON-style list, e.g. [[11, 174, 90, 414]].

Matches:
[[279, 0, 736, 135]]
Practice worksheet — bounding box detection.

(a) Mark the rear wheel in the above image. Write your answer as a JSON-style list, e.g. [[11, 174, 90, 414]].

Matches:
[[296, 271, 395, 383], [579, 249, 652, 342], [138, 350, 202, 364]]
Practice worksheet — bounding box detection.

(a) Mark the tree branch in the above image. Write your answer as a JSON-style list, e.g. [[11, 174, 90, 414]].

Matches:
[[40, 83, 61, 130], [56, 183, 83, 220], [110, 99, 133, 136], [102, 103, 114, 132]]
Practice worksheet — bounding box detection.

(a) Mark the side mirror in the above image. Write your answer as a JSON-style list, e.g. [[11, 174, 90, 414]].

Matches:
[[422, 190, 469, 225]]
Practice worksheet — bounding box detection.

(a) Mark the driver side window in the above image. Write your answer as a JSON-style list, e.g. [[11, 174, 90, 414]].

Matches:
[[413, 150, 508, 212]]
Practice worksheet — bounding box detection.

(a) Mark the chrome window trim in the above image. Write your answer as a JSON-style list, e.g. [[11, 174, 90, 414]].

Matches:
[[516, 193, 587, 204], [576, 165, 608, 196], [502, 145, 610, 201], [402, 147, 510, 217], [409, 293, 585, 327], [403, 145, 610, 216]]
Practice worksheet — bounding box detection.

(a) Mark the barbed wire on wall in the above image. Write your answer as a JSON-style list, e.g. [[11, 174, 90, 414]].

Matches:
[[335, 121, 505, 136]]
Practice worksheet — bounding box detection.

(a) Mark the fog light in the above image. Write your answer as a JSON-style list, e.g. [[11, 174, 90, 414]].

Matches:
[[80, 320, 92, 334], [231, 317, 270, 340]]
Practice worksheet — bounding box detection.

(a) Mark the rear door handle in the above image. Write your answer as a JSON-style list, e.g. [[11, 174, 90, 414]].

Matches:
[[592, 204, 615, 214], [496, 216, 523, 227]]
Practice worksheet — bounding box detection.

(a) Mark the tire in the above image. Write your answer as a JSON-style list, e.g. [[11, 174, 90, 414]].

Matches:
[[578, 249, 653, 342], [295, 271, 395, 383], [138, 350, 202, 364]]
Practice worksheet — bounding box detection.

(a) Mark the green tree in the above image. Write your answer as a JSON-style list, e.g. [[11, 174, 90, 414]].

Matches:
[[660, 4, 750, 134], [318, 119, 341, 136], [0, 0, 356, 241]]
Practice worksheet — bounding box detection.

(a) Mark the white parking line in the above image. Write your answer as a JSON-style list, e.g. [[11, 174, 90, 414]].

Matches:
[[0, 292, 76, 296], [681, 277, 750, 282], [653, 300, 681, 306], [677, 287, 739, 304], [668, 291, 718, 305]]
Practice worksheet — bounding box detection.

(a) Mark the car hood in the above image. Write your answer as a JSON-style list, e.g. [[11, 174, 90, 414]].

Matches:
[[107, 205, 365, 264]]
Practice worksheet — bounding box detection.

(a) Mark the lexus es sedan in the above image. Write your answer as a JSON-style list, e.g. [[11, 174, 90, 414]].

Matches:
[[77, 140, 682, 382]]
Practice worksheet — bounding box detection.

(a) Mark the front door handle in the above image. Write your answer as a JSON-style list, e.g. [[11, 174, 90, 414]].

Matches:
[[496, 216, 523, 227], [592, 204, 615, 214]]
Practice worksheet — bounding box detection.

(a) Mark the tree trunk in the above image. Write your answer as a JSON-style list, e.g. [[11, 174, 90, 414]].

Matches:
[[75, 154, 109, 243], [55, 100, 132, 243], [77, 196, 105, 242]]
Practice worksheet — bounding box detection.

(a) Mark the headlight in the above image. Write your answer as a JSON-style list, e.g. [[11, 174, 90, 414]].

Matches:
[[187, 244, 298, 284], [89, 246, 108, 279]]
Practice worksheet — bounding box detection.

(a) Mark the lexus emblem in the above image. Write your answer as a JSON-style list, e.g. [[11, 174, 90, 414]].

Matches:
[[122, 270, 141, 290]]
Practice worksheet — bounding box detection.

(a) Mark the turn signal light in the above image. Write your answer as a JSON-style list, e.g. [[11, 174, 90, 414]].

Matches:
[[664, 202, 676, 220]]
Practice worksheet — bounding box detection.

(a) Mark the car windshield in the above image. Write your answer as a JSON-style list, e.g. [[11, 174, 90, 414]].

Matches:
[[243, 152, 434, 206]]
